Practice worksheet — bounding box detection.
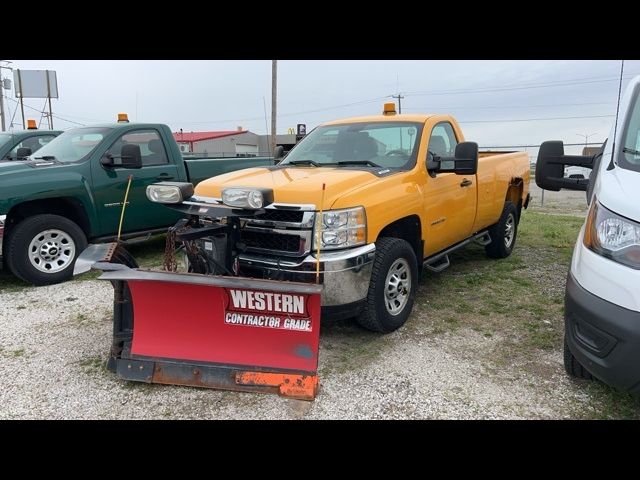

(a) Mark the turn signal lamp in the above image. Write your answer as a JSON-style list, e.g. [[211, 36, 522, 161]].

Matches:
[[27, 119, 37, 129], [117, 113, 129, 123], [383, 103, 397, 115]]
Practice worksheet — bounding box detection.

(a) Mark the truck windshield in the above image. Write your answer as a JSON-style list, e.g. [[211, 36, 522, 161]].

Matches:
[[620, 87, 640, 173], [31, 127, 113, 163], [281, 122, 424, 170]]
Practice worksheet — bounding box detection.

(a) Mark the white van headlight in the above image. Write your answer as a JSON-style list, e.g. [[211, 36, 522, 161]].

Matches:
[[314, 206, 367, 250], [584, 200, 640, 269]]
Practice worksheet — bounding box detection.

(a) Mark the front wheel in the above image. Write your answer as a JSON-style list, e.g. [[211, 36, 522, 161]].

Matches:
[[6, 214, 87, 286], [356, 237, 418, 333]]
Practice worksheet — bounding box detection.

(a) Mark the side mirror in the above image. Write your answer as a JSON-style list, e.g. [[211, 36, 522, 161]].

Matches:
[[428, 141, 478, 175], [274, 145, 284, 164], [536, 141, 593, 192], [121, 144, 142, 169], [16, 147, 32, 159], [100, 144, 143, 169]]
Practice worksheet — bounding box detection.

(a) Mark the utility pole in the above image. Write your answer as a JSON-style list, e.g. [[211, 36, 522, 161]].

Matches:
[[392, 93, 404, 114], [576, 132, 598, 155], [271, 60, 277, 154], [0, 60, 12, 132]]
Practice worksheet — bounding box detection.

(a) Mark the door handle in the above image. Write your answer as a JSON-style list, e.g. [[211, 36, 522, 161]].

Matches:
[[156, 174, 174, 180], [460, 179, 473, 187]]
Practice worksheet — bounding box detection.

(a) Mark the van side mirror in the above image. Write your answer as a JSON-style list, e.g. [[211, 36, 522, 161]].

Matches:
[[16, 147, 32, 159], [427, 141, 478, 175], [536, 141, 593, 191]]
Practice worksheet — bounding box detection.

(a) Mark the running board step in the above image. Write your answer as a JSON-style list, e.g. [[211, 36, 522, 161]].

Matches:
[[475, 232, 492, 246], [425, 254, 450, 273]]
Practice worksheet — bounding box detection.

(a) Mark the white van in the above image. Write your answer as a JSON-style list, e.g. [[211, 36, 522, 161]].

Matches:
[[536, 75, 640, 394]]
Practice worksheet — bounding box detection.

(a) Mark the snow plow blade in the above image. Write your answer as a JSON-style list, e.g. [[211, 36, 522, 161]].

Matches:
[[98, 266, 322, 401]]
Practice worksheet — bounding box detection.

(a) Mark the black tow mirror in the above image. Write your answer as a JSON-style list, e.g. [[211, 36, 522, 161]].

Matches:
[[428, 141, 478, 175], [100, 144, 143, 169], [16, 147, 32, 159], [273, 145, 284, 164], [535, 141, 594, 192]]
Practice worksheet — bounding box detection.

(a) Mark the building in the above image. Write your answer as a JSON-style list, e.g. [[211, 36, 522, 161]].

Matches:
[[173, 128, 299, 157]]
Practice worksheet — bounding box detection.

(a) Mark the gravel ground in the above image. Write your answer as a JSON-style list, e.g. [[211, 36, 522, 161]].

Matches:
[[0, 274, 618, 419]]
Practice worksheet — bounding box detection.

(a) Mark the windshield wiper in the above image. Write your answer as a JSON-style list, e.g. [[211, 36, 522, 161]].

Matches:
[[623, 147, 640, 156], [33, 155, 57, 161], [286, 160, 322, 167], [337, 160, 382, 168]]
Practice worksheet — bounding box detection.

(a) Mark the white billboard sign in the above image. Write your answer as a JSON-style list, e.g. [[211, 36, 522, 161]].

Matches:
[[13, 70, 58, 99]]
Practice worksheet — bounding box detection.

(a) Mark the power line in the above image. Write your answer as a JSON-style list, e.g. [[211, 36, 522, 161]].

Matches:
[[458, 114, 614, 124], [403, 101, 613, 111], [403, 72, 640, 97]]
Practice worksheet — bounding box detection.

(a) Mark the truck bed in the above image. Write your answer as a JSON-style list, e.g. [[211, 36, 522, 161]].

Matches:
[[473, 150, 530, 232]]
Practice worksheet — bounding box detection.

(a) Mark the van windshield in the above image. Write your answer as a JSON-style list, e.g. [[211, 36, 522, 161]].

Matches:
[[31, 127, 113, 163], [281, 122, 424, 170], [620, 88, 640, 173]]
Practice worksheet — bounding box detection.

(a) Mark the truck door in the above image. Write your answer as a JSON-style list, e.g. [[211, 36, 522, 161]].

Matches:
[[423, 122, 477, 256], [91, 128, 182, 236]]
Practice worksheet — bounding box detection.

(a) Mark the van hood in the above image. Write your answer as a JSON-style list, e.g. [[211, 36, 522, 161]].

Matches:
[[194, 166, 383, 209], [598, 165, 640, 222]]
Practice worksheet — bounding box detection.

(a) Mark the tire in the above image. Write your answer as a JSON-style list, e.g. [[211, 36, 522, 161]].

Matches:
[[564, 337, 593, 380], [6, 214, 87, 286], [356, 237, 418, 333], [484, 201, 518, 259]]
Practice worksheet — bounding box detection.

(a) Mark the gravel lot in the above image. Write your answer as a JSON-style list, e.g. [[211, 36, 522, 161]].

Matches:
[[1, 189, 639, 419]]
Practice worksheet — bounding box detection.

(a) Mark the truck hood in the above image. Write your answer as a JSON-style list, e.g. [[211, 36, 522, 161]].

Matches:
[[598, 164, 640, 222], [0, 160, 30, 175], [195, 166, 382, 209]]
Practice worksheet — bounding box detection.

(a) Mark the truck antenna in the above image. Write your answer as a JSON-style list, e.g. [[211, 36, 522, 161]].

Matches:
[[609, 60, 625, 170]]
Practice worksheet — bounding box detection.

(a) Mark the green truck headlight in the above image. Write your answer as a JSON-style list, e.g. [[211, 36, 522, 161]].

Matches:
[[222, 188, 274, 209], [146, 182, 194, 204]]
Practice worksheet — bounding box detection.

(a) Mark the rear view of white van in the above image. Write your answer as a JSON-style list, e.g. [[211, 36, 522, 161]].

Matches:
[[537, 75, 640, 393]]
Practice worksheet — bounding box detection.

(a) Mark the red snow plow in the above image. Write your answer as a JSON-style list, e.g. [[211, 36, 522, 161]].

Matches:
[[75, 197, 323, 400]]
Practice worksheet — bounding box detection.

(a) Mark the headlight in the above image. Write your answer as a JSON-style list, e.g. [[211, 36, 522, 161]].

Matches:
[[584, 200, 640, 269], [314, 206, 366, 250], [146, 182, 194, 204], [222, 188, 274, 209]]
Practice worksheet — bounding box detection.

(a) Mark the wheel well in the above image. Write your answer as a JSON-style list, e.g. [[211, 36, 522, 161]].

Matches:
[[6, 198, 90, 239], [506, 178, 524, 218], [378, 215, 422, 261]]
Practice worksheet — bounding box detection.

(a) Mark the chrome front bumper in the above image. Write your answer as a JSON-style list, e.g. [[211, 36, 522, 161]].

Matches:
[[0, 215, 6, 260], [239, 243, 376, 306]]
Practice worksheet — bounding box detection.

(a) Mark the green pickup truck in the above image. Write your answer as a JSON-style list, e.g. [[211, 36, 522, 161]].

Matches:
[[0, 121, 272, 285], [0, 129, 62, 161]]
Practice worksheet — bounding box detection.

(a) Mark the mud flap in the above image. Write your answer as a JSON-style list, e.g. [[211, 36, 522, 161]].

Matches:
[[99, 267, 323, 401]]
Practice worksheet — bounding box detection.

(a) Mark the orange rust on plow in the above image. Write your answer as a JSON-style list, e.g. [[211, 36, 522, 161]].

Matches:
[[236, 372, 319, 401]]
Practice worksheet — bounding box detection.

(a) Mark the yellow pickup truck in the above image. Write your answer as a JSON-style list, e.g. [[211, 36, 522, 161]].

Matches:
[[147, 103, 530, 332]]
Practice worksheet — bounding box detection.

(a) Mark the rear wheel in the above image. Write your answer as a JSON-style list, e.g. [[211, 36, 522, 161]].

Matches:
[[485, 201, 518, 259], [564, 337, 593, 380], [356, 237, 418, 333], [6, 214, 87, 286]]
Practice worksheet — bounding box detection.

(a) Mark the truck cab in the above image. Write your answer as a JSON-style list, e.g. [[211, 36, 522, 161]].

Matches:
[[536, 75, 640, 394], [0, 123, 62, 161]]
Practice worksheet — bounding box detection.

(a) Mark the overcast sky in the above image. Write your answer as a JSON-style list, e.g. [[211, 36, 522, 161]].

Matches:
[[4, 60, 640, 156]]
